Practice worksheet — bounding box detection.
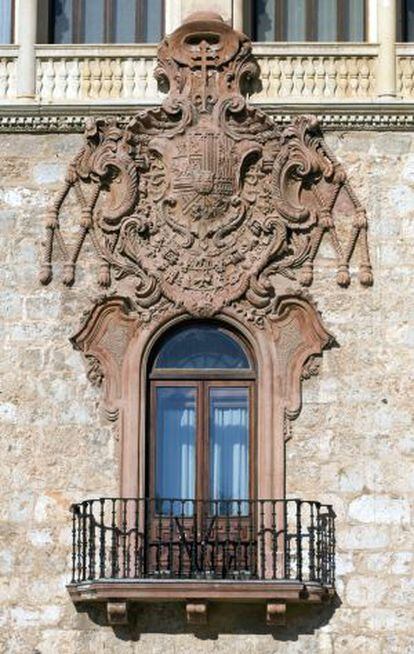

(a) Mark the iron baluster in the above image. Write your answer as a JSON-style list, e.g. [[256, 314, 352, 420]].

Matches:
[[87, 500, 95, 580], [309, 501, 315, 582], [259, 500, 265, 579], [81, 502, 87, 582], [110, 498, 118, 578], [296, 500, 303, 581]]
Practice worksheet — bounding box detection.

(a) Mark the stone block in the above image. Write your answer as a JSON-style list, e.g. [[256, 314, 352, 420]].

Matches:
[[348, 495, 410, 525], [346, 576, 387, 607], [339, 525, 390, 550], [333, 635, 381, 654], [32, 162, 67, 185]]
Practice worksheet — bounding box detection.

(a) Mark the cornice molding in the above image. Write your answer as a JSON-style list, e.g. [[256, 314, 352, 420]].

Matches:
[[2, 103, 414, 132]]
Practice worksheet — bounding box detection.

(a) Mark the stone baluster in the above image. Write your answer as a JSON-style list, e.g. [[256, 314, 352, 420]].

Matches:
[[336, 59, 348, 97], [348, 58, 359, 97], [67, 59, 80, 100], [80, 59, 91, 98], [303, 58, 316, 97], [359, 58, 371, 97], [399, 57, 414, 98], [314, 58, 326, 97], [147, 58, 159, 99], [293, 58, 305, 96], [42, 58, 55, 102], [281, 58, 294, 97], [136, 58, 147, 99], [100, 59, 112, 98], [90, 59, 102, 98], [123, 59, 134, 98], [259, 57, 270, 100], [0, 59, 7, 98], [325, 58, 338, 97], [54, 59, 68, 100], [111, 59, 122, 99], [270, 57, 281, 99]]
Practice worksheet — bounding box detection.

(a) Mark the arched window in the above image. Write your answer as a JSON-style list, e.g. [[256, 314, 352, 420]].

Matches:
[[43, 0, 164, 44], [148, 322, 255, 517], [247, 0, 366, 42]]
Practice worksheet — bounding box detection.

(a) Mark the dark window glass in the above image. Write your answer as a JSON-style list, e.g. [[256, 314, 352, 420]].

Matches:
[[50, 0, 163, 43], [153, 325, 251, 370], [399, 0, 414, 41], [250, 0, 365, 41], [52, 0, 73, 43]]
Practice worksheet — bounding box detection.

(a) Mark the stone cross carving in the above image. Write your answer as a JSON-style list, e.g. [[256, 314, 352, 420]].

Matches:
[[39, 10, 372, 324]]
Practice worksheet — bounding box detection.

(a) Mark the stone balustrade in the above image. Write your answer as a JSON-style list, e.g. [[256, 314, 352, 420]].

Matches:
[[0, 47, 18, 100], [35, 45, 160, 104], [1, 43, 414, 104], [397, 44, 414, 98], [253, 44, 377, 101]]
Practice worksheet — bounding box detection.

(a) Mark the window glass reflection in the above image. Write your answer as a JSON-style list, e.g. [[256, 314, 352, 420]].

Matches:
[[155, 387, 196, 514], [154, 325, 251, 370], [210, 387, 249, 516]]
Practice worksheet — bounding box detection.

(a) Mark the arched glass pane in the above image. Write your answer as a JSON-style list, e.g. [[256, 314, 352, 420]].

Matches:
[[153, 325, 251, 370]]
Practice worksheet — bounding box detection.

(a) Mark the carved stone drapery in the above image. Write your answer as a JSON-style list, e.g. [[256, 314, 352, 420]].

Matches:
[[39, 12, 372, 498]]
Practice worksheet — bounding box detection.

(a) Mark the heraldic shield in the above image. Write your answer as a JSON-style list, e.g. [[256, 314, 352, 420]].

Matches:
[[40, 11, 372, 318]]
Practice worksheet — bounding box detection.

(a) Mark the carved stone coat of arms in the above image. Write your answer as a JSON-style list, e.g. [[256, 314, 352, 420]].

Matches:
[[40, 11, 372, 320]]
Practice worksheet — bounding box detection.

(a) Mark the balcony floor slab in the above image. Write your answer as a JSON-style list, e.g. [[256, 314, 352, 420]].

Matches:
[[67, 579, 334, 604]]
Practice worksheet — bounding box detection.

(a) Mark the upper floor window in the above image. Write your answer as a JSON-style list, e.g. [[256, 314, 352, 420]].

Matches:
[[0, 0, 14, 44], [398, 0, 414, 41], [48, 0, 164, 44], [248, 0, 366, 42]]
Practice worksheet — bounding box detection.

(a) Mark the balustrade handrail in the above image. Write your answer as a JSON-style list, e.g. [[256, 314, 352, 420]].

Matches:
[[69, 497, 335, 588]]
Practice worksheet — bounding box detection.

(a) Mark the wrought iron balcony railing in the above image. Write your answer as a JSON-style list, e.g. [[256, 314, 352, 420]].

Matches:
[[70, 498, 335, 587]]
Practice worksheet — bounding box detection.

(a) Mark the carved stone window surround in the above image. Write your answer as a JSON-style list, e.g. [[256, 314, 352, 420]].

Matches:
[[71, 295, 334, 500]]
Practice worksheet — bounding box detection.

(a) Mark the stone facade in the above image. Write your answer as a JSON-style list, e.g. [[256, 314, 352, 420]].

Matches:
[[0, 126, 413, 652]]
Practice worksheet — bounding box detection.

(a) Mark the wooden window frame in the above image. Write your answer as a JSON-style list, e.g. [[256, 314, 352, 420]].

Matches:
[[149, 379, 256, 506]]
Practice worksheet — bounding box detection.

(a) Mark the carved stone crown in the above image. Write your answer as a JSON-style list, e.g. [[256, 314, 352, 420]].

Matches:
[[39, 11, 372, 320]]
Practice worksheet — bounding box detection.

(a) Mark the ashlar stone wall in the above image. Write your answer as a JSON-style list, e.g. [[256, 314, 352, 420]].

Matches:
[[0, 130, 413, 653]]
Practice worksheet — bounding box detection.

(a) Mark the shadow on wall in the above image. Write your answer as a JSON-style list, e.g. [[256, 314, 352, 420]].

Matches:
[[75, 595, 341, 642]]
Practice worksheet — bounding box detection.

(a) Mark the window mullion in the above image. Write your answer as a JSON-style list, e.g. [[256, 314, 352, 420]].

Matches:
[[104, 0, 113, 44]]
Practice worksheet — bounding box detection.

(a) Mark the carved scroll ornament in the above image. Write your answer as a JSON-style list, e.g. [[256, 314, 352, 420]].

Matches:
[[39, 11, 373, 321]]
